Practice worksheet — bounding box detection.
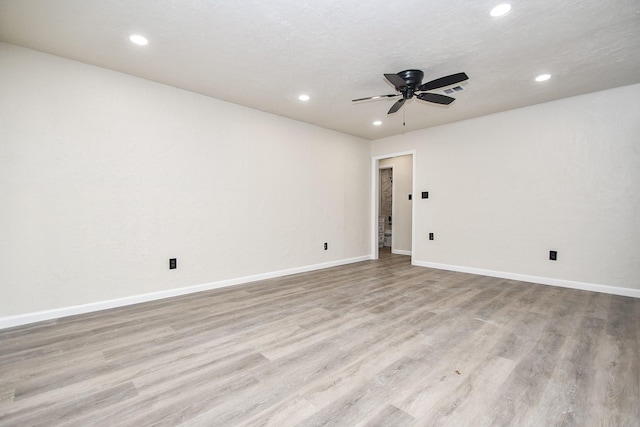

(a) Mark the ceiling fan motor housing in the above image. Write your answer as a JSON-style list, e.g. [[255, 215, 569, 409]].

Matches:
[[397, 69, 424, 98], [397, 70, 424, 88]]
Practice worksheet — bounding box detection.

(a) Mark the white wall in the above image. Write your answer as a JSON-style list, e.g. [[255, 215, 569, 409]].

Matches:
[[372, 84, 640, 293], [379, 155, 413, 254], [0, 43, 371, 318]]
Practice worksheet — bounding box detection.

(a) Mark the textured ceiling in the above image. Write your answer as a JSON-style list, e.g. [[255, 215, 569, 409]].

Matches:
[[1, 0, 639, 140]]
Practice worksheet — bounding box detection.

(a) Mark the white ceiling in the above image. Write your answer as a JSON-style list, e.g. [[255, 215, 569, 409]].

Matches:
[[1, 0, 639, 140]]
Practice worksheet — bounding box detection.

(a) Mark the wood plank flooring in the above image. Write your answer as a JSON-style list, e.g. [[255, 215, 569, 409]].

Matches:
[[1, 250, 639, 426]]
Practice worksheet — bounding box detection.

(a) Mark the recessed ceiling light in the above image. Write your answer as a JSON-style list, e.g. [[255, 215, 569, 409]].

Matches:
[[298, 94, 310, 101], [129, 34, 148, 46], [373, 120, 382, 126], [490, 3, 512, 17], [535, 74, 551, 82]]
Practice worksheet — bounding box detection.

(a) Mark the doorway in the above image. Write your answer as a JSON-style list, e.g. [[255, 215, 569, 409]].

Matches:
[[379, 167, 393, 250], [372, 151, 415, 260]]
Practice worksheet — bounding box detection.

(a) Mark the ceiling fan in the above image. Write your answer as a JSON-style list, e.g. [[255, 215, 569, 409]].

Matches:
[[352, 70, 469, 114]]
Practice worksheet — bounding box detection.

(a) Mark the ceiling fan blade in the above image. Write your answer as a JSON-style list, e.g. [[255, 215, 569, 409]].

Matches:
[[418, 72, 469, 91], [388, 98, 406, 114], [351, 94, 398, 102], [384, 73, 407, 90], [417, 93, 455, 105]]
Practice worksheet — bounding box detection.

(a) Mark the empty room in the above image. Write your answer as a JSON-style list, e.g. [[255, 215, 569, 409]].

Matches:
[[1, 1, 639, 425]]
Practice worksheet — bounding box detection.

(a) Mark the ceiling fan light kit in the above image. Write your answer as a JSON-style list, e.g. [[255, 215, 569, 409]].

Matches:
[[352, 69, 469, 115]]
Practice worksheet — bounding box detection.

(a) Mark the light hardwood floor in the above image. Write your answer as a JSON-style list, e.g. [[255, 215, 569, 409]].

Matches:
[[1, 250, 639, 426]]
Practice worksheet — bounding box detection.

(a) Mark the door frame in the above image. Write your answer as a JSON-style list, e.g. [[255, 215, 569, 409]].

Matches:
[[371, 150, 416, 261]]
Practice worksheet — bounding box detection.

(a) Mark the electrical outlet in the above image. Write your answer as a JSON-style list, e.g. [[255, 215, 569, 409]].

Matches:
[[422, 191, 429, 199], [429, 233, 434, 240], [408, 194, 412, 200], [324, 242, 328, 250], [169, 258, 177, 269], [549, 250, 557, 261]]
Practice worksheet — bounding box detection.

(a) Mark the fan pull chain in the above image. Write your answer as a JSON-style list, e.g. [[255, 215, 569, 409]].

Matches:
[[403, 106, 406, 127]]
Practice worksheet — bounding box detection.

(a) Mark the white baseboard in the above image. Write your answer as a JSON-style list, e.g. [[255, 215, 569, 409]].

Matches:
[[412, 260, 640, 299], [0, 255, 370, 330], [392, 249, 412, 256]]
